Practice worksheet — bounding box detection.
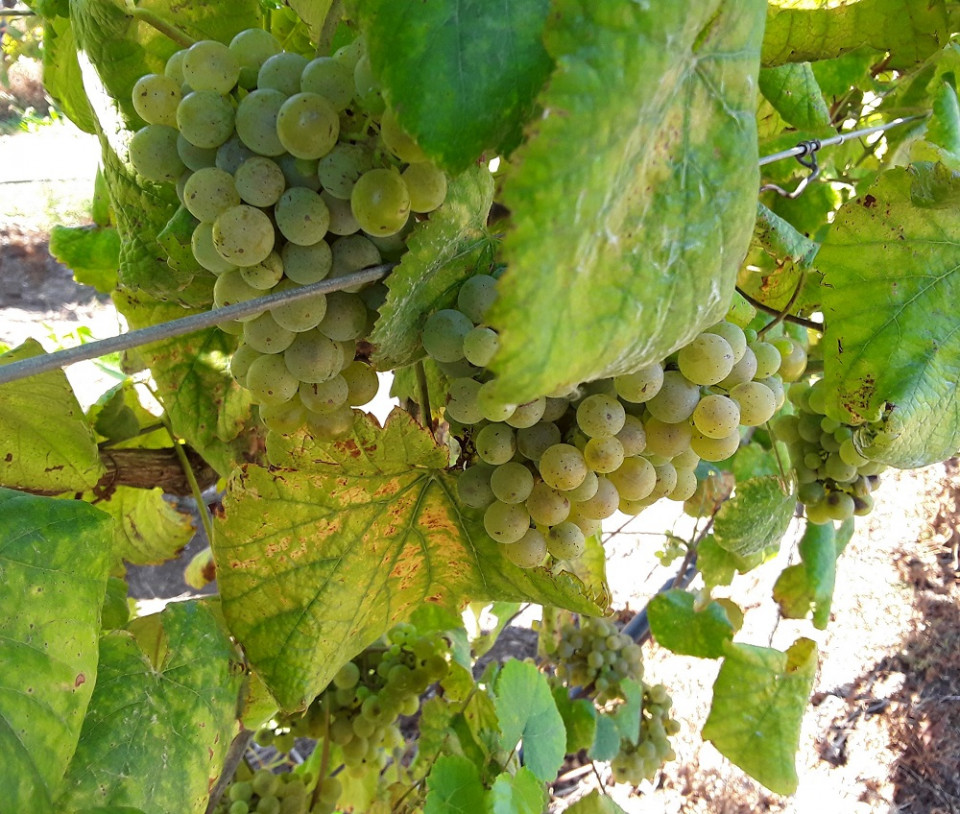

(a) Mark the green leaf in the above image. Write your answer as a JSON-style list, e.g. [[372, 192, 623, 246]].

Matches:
[[94, 486, 195, 566], [371, 167, 496, 369], [758, 63, 832, 131], [647, 590, 734, 659], [702, 637, 818, 795], [810, 48, 875, 97], [611, 678, 642, 746], [40, 14, 97, 133], [425, 754, 487, 814], [494, 660, 565, 783], [157, 206, 204, 277], [58, 601, 244, 814], [588, 714, 620, 763], [101, 576, 131, 630], [488, 0, 766, 404], [773, 520, 838, 630], [713, 476, 795, 558], [115, 292, 256, 476], [697, 534, 764, 589], [0, 341, 104, 492], [49, 224, 120, 294], [217, 409, 604, 710], [565, 790, 628, 814], [761, 0, 949, 69], [287, 0, 333, 44], [0, 490, 112, 814], [925, 77, 960, 166], [488, 768, 547, 814], [820, 166, 960, 466], [552, 686, 597, 753], [357, 0, 552, 171]]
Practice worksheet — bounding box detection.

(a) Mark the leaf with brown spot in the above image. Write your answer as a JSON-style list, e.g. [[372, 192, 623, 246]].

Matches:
[[215, 409, 607, 711]]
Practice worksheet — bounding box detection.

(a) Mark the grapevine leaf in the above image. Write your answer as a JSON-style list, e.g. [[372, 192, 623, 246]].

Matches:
[[565, 790, 628, 814], [703, 637, 818, 795], [58, 601, 244, 814], [761, 0, 949, 69], [925, 78, 960, 166], [0, 341, 104, 492], [101, 577, 131, 630], [39, 14, 97, 133], [217, 409, 605, 710], [611, 678, 643, 746], [552, 687, 597, 753], [758, 63, 832, 131], [49, 224, 120, 294], [115, 292, 256, 476], [494, 660, 566, 783], [820, 166, 960, 466], [810, 49, 876, 97], [356, 0, 552, 171], [773, 520, 838, 630], [697, 535, 764, 590], [713, 476, 795, 558], [727, 441, 789, 482], [424, 754, 487, 814], [157, 206, 204, 277], [0, 490, 111, 814], [92, 486, 195, 566], [488, 0, 766, 404], [489, 768, 548, 814], [588, 714, 620, 763], [287, 0, 332, 43], [371, 167, 496, 369], [647, 590, 734, 659]]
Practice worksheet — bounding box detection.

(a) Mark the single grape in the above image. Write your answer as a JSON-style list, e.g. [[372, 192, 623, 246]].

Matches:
[[306, 403, 355, 440], [300, 376, 349, 414], [278, 154, 320, 191], [129, 124, 184, 183], [490, 462, 535, 504], [317, 142, 375, 200], [457, 275, 498, 324], [246, 354, 300, 405], [164, 48, 187, 85], [341, 360, 379, 406], [402, 162, 447, 213], [329, 234, 382, 290], [615, 414, 647, 456], [704, 321, 747, 363], [317, 291, 368, 341], [678, 333, 735, 386], [501, 528, 546, 568], [213, 205, 275, 267], [322, 190, 361, 235], [177, 132, 217, 170], [215, 134, 255, 174], [750, 341, 782, 379], [484, 501, 530, 544], [379, 107, 427, 163], [692, 394, 741, 439], [192, 221, 236, 275], [350, 168, 411, 237], [718, 346, 758, 389], [213, 269, 262, 312], [132, 73, 181, 126], [235, 88, 286, 156], [281, 240, 333, 285], [284, 331, 344, 382], [730, 381, 777, 426], [277, 92, 339, 159], [230, 343, 261, 385], [182, 40, 239, 94], [646, 371, 701, 423], [577, 393, 626, 438], [270, 282, 328, 333], [690, 428, 741, 462], [505, 398, 546, 430], [421, 309, 473, 363], [564, 469, 599, 502], [538, 443, 588, 491], [525, 481, 570, 526], [182, 167, 240, 222], [608, 456, 656, 501], [457, 463, 496, 508], [234, 156, 286, 207], [258, 51, 309, 96], [516, 421, 562, 461], [614, 363, 664, 403], [584, 435, 626, 473], [301, 56, 355, 110], [462, 326, 499, 367], [667, 468, 698, 501], [177, 90, 235, 149], [475, 424, 517, 466], [576, 476, 620, 520], [229, 28, 282, 88], [642, 416, 693, 459], [275, 187, 330, 246], [776, 337, 808, 381], [243, 311, 295, 354]]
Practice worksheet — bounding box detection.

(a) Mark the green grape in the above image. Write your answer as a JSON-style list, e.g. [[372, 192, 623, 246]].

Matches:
[[475, 424, 517, 466], [824, 454, 857, 483], [259, 398, 305, 434], [252, 768, 280, 797], [678, 332, 735, 386], [341, 360, 379, 406], [614, 363, 664, 403], [353, 51, 384, 114], [650, 462, 678, 499], [278, 154, 321, 191], [243, 311, 295, 354], [315, 776, 343, 806], [673, 446, 700, 470], [284, 331, 344, 382], [826, 490, 854, 520], [177, 90, 235, 149], [229, 28, 282, 89], [240, 252, 284, 290], [446, 377, 483, 424], [690, 428, 740, 462], [329, 234, 382, 290], [501, 527, 547, 568], [132, 73, 181, 126], [192, 221, 236, 275], [164, 48, 187, 85], [350, 168, 411, 237], [177, 132, 217, 170], [214, 269, 263, 312], [457, 463, 496, 508], [213, 205, 275, 267], [615, 414, 647, 456], [576, 393, 626, 438], [583, 435, 625, 473], [516, 422, 562, 461], [750, 340, 782, 379], [256, 796, 280, 814], [839, 437, 868, 467], [490, 462, 535, 504], [322, 190, 361, 235], [477, 382, 516, 422], [692, 394, 741, 439], [230, 343, 261, 385], [317, 291, 368, 341], [457, 275, 498, 324], [229, 800, 250, 814], [276, 92, 339, 160], [234, 156, 286, 207], [807, 379, 828, 415], [704, 321, 747, 363], [129, 124, 185, 183], [300, 56, 355, 110], [306, 404, 355, 440], [274, 187, 330, 246], [215, 134, 255, 174], [300, 376, 348, 414], [333, 37, 364, 70], [608, 456, 656, 501], [646, 371, 700, 423], [718, 346, 758, 389], [776, 337, 808, 381], [282, 240, 333, 285], [246, 354, 300, 405], [564, 469, 599, 502], [538, 443, 588, 491], [270, 284, 327, 333], [667, 467, 698, 501], [258, 51, 309, 95], [729, 381, 777, 426], [183, 167, 240, 222], [317, 142, 374, 199], [462, 326, 499, 368], [421, 309, 473, 363], [483, 500, 530, 543], [402, 162, 447, 213], [772, 413, 800, 444], [576, 476, 620, 520], [379, 107, 427, 163], [505, 398, 546, 430], [642, 416, 693, 459], [235, 88, 286, 155], [229, 781, 254, 802], [182, 40, 239, 94], [525, 481, 570, 525]]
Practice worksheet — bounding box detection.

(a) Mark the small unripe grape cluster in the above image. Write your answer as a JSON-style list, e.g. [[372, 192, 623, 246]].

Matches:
[[129, 30, 450, 438], [550, 616, 643, 703], [608, 683, 680, 785], [214, 767, 310, 814], [774, 378, 886, 524], [430, 279, 804, 567]]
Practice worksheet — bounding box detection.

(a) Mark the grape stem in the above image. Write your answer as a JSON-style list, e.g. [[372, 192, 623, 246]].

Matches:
[[204, 728, 254, 814], [308, 698, 333, 810], [415, 360, 434, 436], [127, 5, 195, 48], [758, 268, 807, 339], [736, 286, 823, 332]]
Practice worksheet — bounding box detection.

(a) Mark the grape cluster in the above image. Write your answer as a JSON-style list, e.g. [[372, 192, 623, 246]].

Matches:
[[774, 377, 886, 524], [431, 280, 806, 566], [551, 616, 644, 703], [129, 30, 449, 437], [214, 767, 311, 814], [608, 683, 680, 785]]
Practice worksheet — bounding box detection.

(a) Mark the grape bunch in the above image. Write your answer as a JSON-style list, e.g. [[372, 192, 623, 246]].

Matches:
[[214, 767, 311, 814], [608, 682, 680, 785], [774, 377, 886, 524], [550, 616, 644, 703], [428, 275, 806, 567], [128, 30, 449, 437]]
